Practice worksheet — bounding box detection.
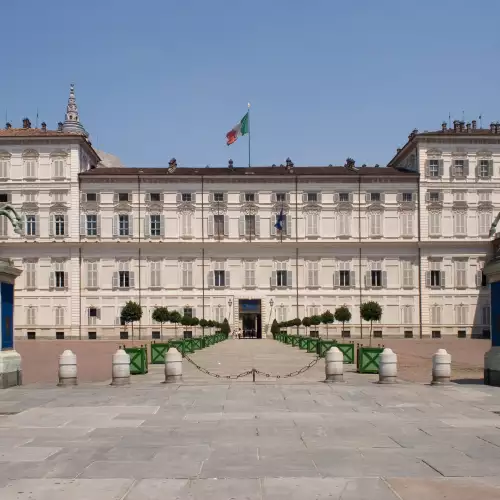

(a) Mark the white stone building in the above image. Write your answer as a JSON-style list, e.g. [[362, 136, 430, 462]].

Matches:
[[0, 87, 497, 339]]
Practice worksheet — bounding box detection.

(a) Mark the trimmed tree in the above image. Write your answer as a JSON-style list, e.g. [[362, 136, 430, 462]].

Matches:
[[169, 310, 182, 338], [321, 310, 334, 338], [180, 315, 192, 336], [221, 318, 231, 336], [121, 301, 142, 341], [207, 320, 215, 334], [310, 315, 322, 336], [191, 317, 199, 336], [334, 305, 352, 338], [360, 301, 382, 346], [152, 306, 169, 340], [199, 318, 208, 336], [302, 317, 311, 336], [271, 319, 280, 336]]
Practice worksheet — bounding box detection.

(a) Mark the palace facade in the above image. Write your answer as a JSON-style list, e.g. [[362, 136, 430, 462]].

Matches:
[[0, 87, 497, 339]]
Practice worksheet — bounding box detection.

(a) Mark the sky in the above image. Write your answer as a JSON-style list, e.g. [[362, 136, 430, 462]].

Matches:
[[1, 0, 500, 169]]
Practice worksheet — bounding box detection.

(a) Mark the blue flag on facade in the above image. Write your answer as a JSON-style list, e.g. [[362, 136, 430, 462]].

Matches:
[[274, 209, 284, 231]]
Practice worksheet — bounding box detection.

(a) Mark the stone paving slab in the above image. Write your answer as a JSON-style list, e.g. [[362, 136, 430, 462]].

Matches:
[[0, 339, 499, 498]]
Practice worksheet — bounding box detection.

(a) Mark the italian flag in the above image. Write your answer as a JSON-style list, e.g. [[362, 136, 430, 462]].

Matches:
[[226, 112, 249, 145]]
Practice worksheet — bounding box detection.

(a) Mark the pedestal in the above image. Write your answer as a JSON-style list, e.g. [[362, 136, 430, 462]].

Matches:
[[0, 259, 22, 388], [482, 255, 500, 386]]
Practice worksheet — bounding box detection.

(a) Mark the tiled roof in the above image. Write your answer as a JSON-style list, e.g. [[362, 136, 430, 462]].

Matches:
[[0, 128, 86, 138], [80, 165, 418, 177]]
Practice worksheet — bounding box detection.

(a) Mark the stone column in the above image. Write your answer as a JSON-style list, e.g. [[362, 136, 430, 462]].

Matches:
[[0, 258, 23, 388], [483, 251, 500, 386]]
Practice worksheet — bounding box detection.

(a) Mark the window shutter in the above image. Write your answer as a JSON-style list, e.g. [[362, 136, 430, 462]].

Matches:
[[450, 164, 455, 178], [287, 270, 292, 287], [365, 192, 370, 203], [80, 215, 86, 236], [302, 193, 307, 203], [208, 270, 214, 288], [64, 272, 68, 288], [464, 160, 469, 176], [396, 193, 402, 203], [333, 271, 339, 287], [333, 193, 339, 203], [207, 215, 214, 237], [488, 159, 494, 177], [255, 215, 261, 237], [130, 272, 135, 288], [113, 192, 119, 203], [112, 215, 117, 237], [350, 271, 355, 286], [441, 271, 445, 288], [145, 192, 150, 202], [476, 270, 483, 287], [144, 215, 150, 237], [425, 271, 431, 287], [271, 271, 277, 287], [348, 192, 353, 203], [159, 193, 164, 203], [225, 271, 231, 287], [364, 271, 371, 288], [49, 215, 54, 237], [224, 215, 229, 237], [382, 271, 388, 288], [223, 192, 228, 203], [475, 164, 479, 177], [270, 217, 276, 236], [64, 214, 69, 236], [238, 215, 245, 236], [425, 160, 430, 177], [239, 193, 244, 203], [112, 271, 118, 289], [286, 193, 291, 203], [96, 308, 101, 320], [438, 159, 444, 176], [425, 192, 430, 202], [254, 193, 259, 204], [317, 193, 322, 204], [81, 193, 87, 203], [286, 215, 292, 236], [208, 192, 213, 203], [191, 193, 196, 203], [380, 193, 385, 203], [129, 214, 134, 236], [271, 193, 277, 203], [35, 215, 40, 237], [160, 215, 165, 237], [97, 215, 101, 236], [176, 193, 182, 203], [49, 271, 55, 288]]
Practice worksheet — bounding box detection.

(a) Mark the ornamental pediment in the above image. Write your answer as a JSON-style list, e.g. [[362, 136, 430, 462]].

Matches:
[[146, 202, 164, 212], [476, 149, 493, 157], [239, 202, 259, 215], [426, 148, 442, 157], [272, 202, 290, 213], [210, 202, 228, 213], [49, 202, 68, 212], [177, 202, 195, 213], [114, 201, 132, 212]]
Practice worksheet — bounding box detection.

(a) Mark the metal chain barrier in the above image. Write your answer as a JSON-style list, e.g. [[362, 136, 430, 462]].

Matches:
[[183, 353, 321, 381]]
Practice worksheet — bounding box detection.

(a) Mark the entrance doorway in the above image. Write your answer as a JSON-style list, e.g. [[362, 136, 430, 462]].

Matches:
[[239, 299, 262, 338]]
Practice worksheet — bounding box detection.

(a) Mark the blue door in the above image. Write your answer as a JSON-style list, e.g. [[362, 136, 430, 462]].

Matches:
[[1, 282, 14, 350]]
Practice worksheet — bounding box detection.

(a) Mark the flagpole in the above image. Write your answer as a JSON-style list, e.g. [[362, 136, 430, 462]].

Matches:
[[247, 102, 251, 168], [280, 202, 283, 243]]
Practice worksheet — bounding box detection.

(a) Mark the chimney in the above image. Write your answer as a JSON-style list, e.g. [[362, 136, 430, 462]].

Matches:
[[472, 120, 477, 130], [453, 120, 459, 132], [57, 122, 63, 132], [5, 122, 11, 130], [41, 122, 47, 132], [459, 121, 465, 132], [397, 148, 402, 154], [22, 118, 31, 129], [490, 122, 495, 133], [495, 123, 500, 134], [466, 122, 471, 133], [441, 122, 447, 131]]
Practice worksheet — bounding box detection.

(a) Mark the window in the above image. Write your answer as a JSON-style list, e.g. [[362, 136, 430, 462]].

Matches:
[[119, 214, 129, 236], [183, 307, 193, 318], [276, 193, 286, 202], [244, 192, 255, 202], [0, 193, 9, 203], [370, 211, 382, 237], [478, 191, 491, 202], [119, 266, 130, 288], [0, 156, 9, 179], [118, 192, 130, 202], [402, 305, 413, 325], [306, 212, 319, 237], [86, 214, 98, 236], [52, 261, 67, 289], [181, 212, 192, 237], [214, 305, 224, 324], [214, 215, 224, 236], [86, 261, 98, 288], [213, 260, 227, 288], [244, 260, 256, 287], [24, 157, 37, 178], [213, 192, 224, 202], [113, 262, 133, 289], [430, 305, 442, 325], [402, 192, 413, 202], [274, 261, 289, 287], [401, 212, 413, 237], [453, 211, 467, 236], [453, 159, 465, 177], [478, 211, 491, 236], [273, 213, 289, 236], [478, 159, 491, 178], [455, 304, 468, 325], [54, 215, 65, 236], [339, 192, 349, 202], [150, 214, 161, 237], [455, 260, 467, 288], [369, 192, 381, 202], [428, 261, 443, 288], [429, 159, 440, 177], [150, 261, 161, 288], [482, 305, 491, 325], [24, 192, 37, 203], [305, 192, 317, 202], [55, 307, 65, 326], [25, 261, 36, 289], [338, 261, 351, 287], [149, 192, 161, 202], [86, 192, 97, 202], [52, 158, 65, 178], [88, 307, 99, 326], [401, 260, 413, 288], [53, 191, 66, 203], [453, 191, 466, 202], [245, 215, 255, 236], [277, 270, 287, 287], [429, 191, 440, 202], [26, 215, 37, 236], [337, 212, 351, 237], [308, 305, 320, 317], [307, 261, 319, 287], [181, 261, 193, 288], [0, 216, 8, 237], [428, 211, 441, 236], [370, 261, 382, 287], [276, 305, 287, 324], [182, 193, 192, 202], [26, 306, 37, 326]]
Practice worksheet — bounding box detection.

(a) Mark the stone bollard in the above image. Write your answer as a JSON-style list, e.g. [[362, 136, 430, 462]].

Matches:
[[379, 348, 397, 384], [111, 349, 130, 386], [325, 347, 343, 383], [165, 347, 182, 383], [58, 350, 77, 386], [432, 348, 451, 385]]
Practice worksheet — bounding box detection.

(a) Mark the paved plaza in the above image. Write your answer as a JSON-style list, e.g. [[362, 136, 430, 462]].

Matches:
[[0, 339, 500, 499]]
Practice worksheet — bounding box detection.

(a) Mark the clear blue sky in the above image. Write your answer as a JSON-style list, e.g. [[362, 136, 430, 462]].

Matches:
[[1, 0, 499, 168]]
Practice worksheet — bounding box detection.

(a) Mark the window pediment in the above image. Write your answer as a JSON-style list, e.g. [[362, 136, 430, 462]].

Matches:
[[50, 149, 69, 158], [476, 149, 493, 158], [0, 150, 11, 158], [426, 148, 442, 157], [22, 149, 39, 158]]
